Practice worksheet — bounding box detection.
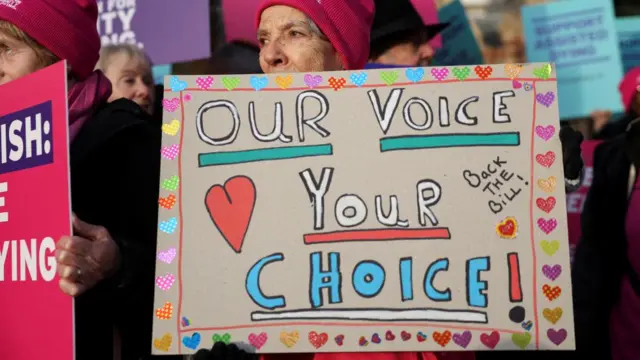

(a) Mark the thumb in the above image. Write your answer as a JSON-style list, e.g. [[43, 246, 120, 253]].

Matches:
[[72, 214, 101, 240]]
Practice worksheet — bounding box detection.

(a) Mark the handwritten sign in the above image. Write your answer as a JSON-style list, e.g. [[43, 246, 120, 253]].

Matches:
[[97, 0, 210, 65], [0, 61, 73, 359], [152, 64, 575, 354], [522, 0, 624, 119], [433, 0, 484, 66], [618, 17, 640, 73]]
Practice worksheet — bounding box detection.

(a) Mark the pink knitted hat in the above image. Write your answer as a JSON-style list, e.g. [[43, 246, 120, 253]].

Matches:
[[0, 0, 101, 80], [256, 0, 375, 70], [619, 66, 640, 112]]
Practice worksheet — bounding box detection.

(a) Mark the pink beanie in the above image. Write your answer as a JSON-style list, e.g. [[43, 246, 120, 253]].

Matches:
[[0, 0, 100, 80], [255, 0, 375, 70], [619, 66, 640, 112]]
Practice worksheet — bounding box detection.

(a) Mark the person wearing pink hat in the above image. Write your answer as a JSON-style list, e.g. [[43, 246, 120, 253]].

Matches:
[[593, 67, 640, 140], [0, 1, 161, 359]]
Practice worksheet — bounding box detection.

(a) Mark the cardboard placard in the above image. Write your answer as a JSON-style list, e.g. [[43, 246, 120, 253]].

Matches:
[[153, 63, 575, 354], [521, 0, 624, 119], [0, 61, 73, 359]]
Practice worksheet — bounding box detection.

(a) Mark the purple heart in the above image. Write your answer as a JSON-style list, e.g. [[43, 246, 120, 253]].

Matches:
[[452, 331, 472, 348], [536, 91, 556, 107], [537, 218, 558, 234], [158, 248, 177, 264], [542, 264, 562, 281], [535, 125, 555, 141], [547, 328, 567, 346], [304, 74, 323, 88]]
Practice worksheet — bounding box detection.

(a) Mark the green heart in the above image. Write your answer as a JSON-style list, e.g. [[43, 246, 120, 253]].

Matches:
[[380, 71, 399, 85], [540, 240, 559, 256], [222, 76, 240, 91], [512, 332, 532, 349], [452, 67, 470, 81], [212, 333, 231, 344], [533, 64, 552, 79], [162, 175, 180, 191]]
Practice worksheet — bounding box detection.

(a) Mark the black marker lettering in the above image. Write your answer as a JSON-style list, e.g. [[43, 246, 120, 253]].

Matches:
[[196, 100, 240, 146], [493, 90, 515, 123], [367, 88, 405, 134], [403, 97, 433, 130], [248, 101, 293, 143], [417, 179, 442, 226], [455, 96, 479, 126], [299, 168, 334, 230], [296, 90, 330, 142]]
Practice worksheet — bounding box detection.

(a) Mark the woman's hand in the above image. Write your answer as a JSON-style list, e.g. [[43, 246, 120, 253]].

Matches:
[[55, 214, 121, 296]]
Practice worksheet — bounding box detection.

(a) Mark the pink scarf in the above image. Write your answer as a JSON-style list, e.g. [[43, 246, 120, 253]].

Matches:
[[67, 70, 112, 142]]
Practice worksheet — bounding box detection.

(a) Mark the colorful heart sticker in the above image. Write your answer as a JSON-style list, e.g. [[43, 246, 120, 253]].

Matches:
[[542, 284, 562, 301], [250, 76, 268, 91], [196, 76, 214, 90], [371, 333, 382, 344], [537, 176, 557, 193], [161, 144, 180, 160], [405, 68, 424, 83], [308, 331, 328, 349], [504, 64, 523, 79], [328, 76, 346, 90], [280, 331, 299, 348], [543, 307, 563, 324], [155, 273, 175, 291], [542, 264, 562, 281], [536, 91, 556, 107], [334, 334, 345, 346], [222, 76, 240, 91], [400, 331, 411, 341], [157, 247, 176, 264], [511, 332, 531, 349], [169, 76, 187, 92], [496, 216, 518, 239], [536, 151, 556, 168], [275, 75, 293, 89], [213, 333, 232, 345], [159, 194, 177, 210], [182, 332, 201, 350], [452, 67, 470, 80], [162, 119, 181, 136], [248, 332, 268, 350], [155, 301, 173, 320], [431, 67, 449, 81], [540, 240, 560, 256], [535, 125, 556, 141], [474, 65, 493, 80], [537, 217, 558, 234], [380, 71, 399, 85], [533, 63, 553, 79], [304, 74, 323, 88], [159, 217, 178, 234], [385, 330, 396, 341], [547, 328, 567, 346], [512, 80, 523, 89], [433, 330, 452, 347], [521, 320, 533, 331], [154, 333, 172, 351], [162, 175, 179, 191], [416, 331, 427, 342], [358, 336, 369, 346], [181, 316, 190, 327], [162, 98, 180, 112], [452, 331, 472, 348], [480, 331, 500, 349]]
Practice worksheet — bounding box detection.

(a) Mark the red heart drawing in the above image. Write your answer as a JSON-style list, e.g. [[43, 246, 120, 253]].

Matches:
[[205, 176, 256, 253], [400, 331, 411, 341], [496, 217, 518, 239], [536, 151, 556, 168], [536, 196, 556, 213], [308, 331, 328, 349], [474, 65, 493, 80], [385, 330, 395, 341]]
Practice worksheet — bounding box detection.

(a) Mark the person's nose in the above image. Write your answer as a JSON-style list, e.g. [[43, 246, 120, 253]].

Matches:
[[261, 40, 289, 70], [134, 80, 150, 100]]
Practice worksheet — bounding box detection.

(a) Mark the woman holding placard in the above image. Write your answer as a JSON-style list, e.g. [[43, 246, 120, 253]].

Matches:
[[0, 1, 160, 359]]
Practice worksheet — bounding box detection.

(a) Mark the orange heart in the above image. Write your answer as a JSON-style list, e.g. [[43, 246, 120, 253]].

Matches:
[[474, 65, 493, 80], [155, 301, 173, 320], [537, 176, 557, 193], [504, 64, 523, 79], [496, 217, 518, 239], [433, 330, 452, 347], [275, 75, 293, 89], [328, 77, 346, 91], [543, 307, 563, 324], [159, 194, 176, 210], [542, 284, 562, 301]]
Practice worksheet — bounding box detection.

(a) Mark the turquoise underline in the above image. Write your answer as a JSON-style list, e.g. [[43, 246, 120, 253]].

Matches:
[[198, 144, 333, 167], [379, 132, 521, 152]]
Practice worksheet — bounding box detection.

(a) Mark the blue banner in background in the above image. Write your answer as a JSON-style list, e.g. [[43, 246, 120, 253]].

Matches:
[[522, 0, 624, 120], [152, 64, 173, 85], [432, 0, 484, 66], [617, 17, 640, 74]]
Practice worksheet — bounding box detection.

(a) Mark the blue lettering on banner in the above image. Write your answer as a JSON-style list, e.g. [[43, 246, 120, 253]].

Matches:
[[423, 258, 451, 301], [245, 253, 286, 310], [0, 101, 54, 175], [309, 252, 343, 308], [466, 256, 490, 308]]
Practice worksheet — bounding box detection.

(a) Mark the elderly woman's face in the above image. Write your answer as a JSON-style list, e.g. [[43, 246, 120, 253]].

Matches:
[[104, 52, 155, 114], [0, 31, 41, 85], [258, 5, 342, 73]]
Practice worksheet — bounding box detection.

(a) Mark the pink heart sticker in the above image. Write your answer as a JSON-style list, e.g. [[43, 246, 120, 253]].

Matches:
[[537, 218, 558, 234], [156, 274, 175, 291], [162, 98, 180, 113], [196, 76, 214, 90], [158, 248, 177, 264], [161, 144, 180, 160], [248, 332, 268, 349]]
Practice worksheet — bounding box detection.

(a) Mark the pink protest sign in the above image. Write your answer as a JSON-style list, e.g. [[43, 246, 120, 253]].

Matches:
[[566, 139, 601, 264], [0, 61, 73, 359]]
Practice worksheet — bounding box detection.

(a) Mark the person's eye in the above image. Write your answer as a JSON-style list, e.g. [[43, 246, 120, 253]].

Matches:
[[258, 37, 269, 46], [289, 30, 304, 37], [124, 78, 135, 85]]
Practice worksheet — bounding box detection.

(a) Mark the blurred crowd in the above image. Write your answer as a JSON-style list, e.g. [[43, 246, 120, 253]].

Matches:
[[0, 0, 639, 360]]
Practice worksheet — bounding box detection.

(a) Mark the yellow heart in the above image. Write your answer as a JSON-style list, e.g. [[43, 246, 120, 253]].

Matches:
[[537, 176, 557, 193], [540, 240, 560, 256], [280, 330, 300, 348], [276, 75, 293, 89], [504, 64, 523, 79], [162, 120, 181, 136], [153, 333, 172, 352], [543, 307, 563, 324]]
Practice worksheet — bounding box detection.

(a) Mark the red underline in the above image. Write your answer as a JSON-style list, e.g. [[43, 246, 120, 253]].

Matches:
[[304, 228, 451, 244]]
